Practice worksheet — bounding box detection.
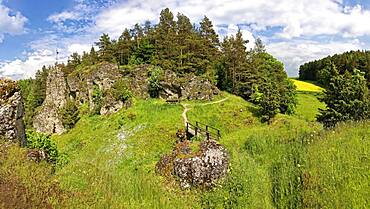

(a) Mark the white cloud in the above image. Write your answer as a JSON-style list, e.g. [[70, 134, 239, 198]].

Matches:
[[0, 50, 58, 79], [67, 43, 93, 55], [92, 0, 370, 39], [47, 11, 81, 23], [0, 3, 27, 43], [226, 24, 256, 50], [4, 0, 370, 79], [267, 39, 363, 76]]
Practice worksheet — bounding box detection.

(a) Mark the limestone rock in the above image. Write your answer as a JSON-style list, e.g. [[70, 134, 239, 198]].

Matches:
[[87, 63, 128, 115], [160, 70, 219, 101], [33, 66, 68, 134], [124, 65, 151, 99], [0, 79, 26, 146], [157, 139, 229, 189]]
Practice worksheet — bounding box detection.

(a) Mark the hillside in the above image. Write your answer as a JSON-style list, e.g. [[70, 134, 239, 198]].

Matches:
[[2, 78, 369, 208], [0, 7, 369, 208]]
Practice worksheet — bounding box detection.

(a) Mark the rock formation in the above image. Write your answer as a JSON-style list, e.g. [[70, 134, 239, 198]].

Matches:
[[125, 66, 219, 101], [156, 139, 229, 189], [67, 62, 125, 115], [160, 70, 219, 101], [33, 66, 68, 134], [31, 63, 220, 135], [0, 79, 26, 146]]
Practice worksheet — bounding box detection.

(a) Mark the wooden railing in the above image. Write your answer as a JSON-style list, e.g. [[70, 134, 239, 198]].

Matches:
[[186, 121, 221, 140]]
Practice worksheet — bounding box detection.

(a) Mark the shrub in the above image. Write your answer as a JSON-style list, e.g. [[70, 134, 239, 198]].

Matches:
[[317, 66, 370, 128], [26, 130, 59, 164], [148, 66, 163, 98], [59, 99, 80, 130], [111, 79, 132, 102], [92, 85, 103, 114], [251, 82, 281, 123]]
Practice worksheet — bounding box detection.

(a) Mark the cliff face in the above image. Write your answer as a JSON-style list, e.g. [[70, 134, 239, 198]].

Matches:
[[33, 66, 68, 135], [160, 70, 219, 100], [31, 63, 220, 135], [0, 79, 26, 146]]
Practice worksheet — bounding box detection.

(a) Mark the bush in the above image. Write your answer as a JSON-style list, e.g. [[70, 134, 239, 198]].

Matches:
[[317, 66, 370, 128], [148, 66, 163, 98], [92, 85, 103, 114], [111, 79, 132, 102], [251, 82, 281, 123], [26, 130, 59, 164], [59, 99, 80, 130]]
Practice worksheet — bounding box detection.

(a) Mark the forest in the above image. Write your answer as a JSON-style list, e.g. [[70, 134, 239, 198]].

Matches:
[[299, 50, 370, 88]]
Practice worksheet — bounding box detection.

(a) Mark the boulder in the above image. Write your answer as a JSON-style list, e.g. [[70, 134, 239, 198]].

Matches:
[[0, 79, 26, 146], [157, 139, 229, 189]]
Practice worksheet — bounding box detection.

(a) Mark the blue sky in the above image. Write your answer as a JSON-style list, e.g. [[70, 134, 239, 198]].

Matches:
[[1, 0, 370, 79]]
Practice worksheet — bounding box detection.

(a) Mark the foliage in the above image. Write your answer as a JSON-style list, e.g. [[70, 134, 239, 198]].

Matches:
[[92, 85, 103, 114], [252, 82, 281, 123], [18, 66, 48, 128], [148, 66, 163, 98], [25, 130, 59, 164], [317, 65, 370, 127], [299, 50, 370, 88], [110, 79, 132, 102], [59, 99, 80, 130]]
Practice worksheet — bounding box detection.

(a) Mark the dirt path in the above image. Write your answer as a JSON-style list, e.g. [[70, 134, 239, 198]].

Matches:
[[181, 103, 190, 127], [181, 97, 229, 127]]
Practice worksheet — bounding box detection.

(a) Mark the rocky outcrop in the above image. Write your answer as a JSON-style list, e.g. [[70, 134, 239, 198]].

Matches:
[[124, 65, 151, 99], [33, 66, 68, 135], [124, 66, 219, 101], [67, 62, 125, 115], [159, 70, 219, 101], [156, 139, 229, 189], [0, 79, 26, 146]]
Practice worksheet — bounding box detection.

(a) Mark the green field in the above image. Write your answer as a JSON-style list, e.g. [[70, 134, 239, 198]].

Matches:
[[1, 87, 369, 208]]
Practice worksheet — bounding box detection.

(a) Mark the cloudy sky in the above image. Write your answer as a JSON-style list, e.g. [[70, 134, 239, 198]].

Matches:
[[1, 0, 370, 79]]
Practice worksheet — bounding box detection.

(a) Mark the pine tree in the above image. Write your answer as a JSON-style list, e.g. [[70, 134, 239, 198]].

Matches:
[[220, 30, 248, 93], [176, 13, 194, 73], [317, 64, 370, 127], [90, 47, 98, 65], [198, 16, 220, 76], [96, 33, 115, 62], [117, 29, 133, 65], [154, 8, 177, 70], [68, 52, 81, 68]]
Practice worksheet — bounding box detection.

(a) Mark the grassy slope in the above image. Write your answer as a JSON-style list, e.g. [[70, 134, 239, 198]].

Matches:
[[3, 79, 367, 208]]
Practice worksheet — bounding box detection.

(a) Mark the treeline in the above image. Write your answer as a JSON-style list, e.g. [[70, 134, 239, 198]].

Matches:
[[299, 50, 370, 88], [23, 8, 296, 123]]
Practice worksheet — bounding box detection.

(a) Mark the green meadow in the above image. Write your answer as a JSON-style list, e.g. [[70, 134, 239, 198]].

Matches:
[[1, 80, 369, 208]]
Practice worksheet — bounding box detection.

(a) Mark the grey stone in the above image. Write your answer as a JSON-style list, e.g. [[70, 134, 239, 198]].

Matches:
[[0, 79, 26, 146], [33, 66, 68, 134]]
